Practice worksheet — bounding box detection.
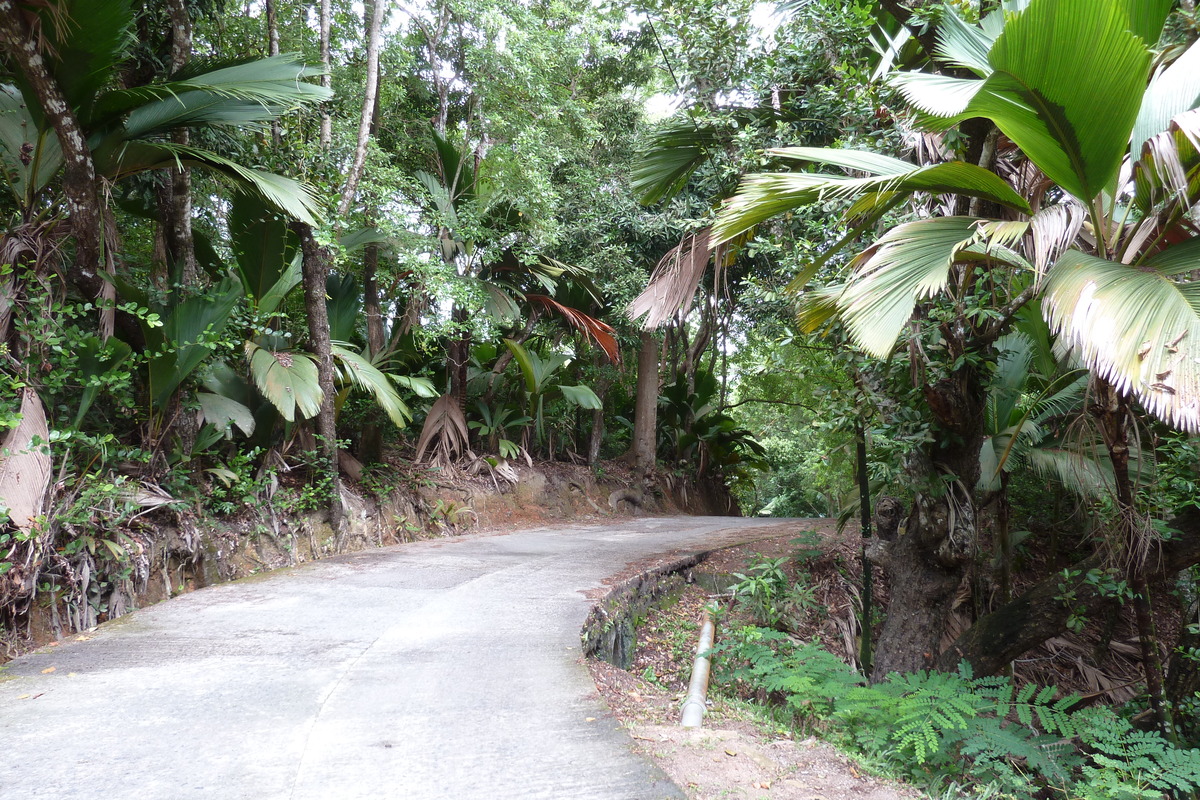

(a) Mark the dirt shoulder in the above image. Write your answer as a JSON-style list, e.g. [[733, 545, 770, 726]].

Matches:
[[586, 522, 922, 800]]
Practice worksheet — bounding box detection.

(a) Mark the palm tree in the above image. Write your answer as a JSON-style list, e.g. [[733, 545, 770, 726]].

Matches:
[[712, 0, 1199, 727], [0, 0, 327, 345]]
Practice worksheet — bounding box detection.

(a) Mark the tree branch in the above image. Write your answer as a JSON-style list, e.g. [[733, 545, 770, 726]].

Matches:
[[721, 397, 820, 413]]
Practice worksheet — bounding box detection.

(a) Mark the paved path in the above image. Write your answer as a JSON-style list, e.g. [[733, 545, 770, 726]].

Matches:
[[0, 516, 793, 799]]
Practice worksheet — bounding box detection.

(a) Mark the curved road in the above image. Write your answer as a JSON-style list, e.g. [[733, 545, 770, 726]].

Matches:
[[0, 516, 793, 799]]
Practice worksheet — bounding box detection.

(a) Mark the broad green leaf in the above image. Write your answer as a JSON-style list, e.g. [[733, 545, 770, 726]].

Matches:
[[0, 85, 62, 200], [257, 253, 302, 316], [72, 336, 133, 427], [197, 392, 256, 438], [339, 227, 390, 252], [559, 384, 603, 410], [229, 192, 298, 305], [934, 6, 995, 76], [393, 375, 438, 398], [245, 342, 323, 422], [1043, 249, 1200, 432], [325, 273, 361, 343], [895, 0, 1154, 203], [836, 216, 983, 357], [149, 276, 243, 409], [1114, 0, 1172, 48], [504, 339, 539, 396]]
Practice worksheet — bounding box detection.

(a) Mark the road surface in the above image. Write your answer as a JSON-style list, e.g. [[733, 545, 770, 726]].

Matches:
[[0, 516, 793, 800]]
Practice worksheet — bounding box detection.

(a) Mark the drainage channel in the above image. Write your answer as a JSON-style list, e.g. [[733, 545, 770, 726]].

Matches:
[[580, 549, 736, 726]]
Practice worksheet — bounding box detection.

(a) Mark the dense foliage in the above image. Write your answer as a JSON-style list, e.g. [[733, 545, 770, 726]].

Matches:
[[1, 0, 1199, 786]]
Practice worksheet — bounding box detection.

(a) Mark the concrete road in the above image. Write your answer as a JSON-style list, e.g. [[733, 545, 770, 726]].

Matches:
[[0, 516, 792, 800]]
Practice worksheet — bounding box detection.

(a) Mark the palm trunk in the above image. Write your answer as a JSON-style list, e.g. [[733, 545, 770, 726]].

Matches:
[[359, 238, 385, 464], [632, 331, 659, 473], [162, 0, 197, 286], [292, 221, 343, 531], [266, 0, 281, 146], [448, 304, 471, 412], [856, 425, 874, 675], [1093, 377, 1174, 738], [871, 364, 986, 680]]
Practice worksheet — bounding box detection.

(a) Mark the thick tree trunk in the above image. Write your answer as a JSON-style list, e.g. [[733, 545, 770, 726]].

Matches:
[[0, 5, 103, 289], [336, 0, 385, 218], [161, 0, 197, 286], [587, 352, 611, 466], [632, 331, 659, 473], [448, 304, 471, 412], [871, 368, 987, 680], [292, 221, 344, 531], [938, 515, 1200, 677]]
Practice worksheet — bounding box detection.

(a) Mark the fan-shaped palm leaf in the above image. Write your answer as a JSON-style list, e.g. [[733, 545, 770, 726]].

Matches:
[[244, 341, 323, 423], [197, 391, 256, 439], [1043, 248, 1200, 432], [632, 119, 720, 205], [1132, 108, 1200, 220], [1132, 40, 1200, 158], [526, 294, 620, 364], [892, 0, 1156, 203], [330, 343, 412, 427], [97, 54, 330, 131], [832, 216, 984, 357], [97, 140, 324, 225], [712, 156, 1029, 245]]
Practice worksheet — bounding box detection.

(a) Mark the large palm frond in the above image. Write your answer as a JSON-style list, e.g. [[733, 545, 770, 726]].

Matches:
[[891, 0, 1161, 203], [632, 119, 722, 205], [1042, 247, 1200, 432], [830, 216, 990, 357], [244, 341, 323, 423], [627, 228, 713, 329], [331, 343, 412, 427], [712, 148, 1030, 245]]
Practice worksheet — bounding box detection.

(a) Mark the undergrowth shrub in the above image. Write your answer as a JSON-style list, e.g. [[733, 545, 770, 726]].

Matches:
[[714, 626, 1200, 800]]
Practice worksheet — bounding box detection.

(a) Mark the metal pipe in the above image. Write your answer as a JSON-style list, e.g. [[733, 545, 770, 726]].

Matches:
[[680, 605, 716, 728]]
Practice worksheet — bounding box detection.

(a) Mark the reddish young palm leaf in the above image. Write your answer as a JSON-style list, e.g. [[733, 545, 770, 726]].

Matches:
[[525, 294, 620, 364]]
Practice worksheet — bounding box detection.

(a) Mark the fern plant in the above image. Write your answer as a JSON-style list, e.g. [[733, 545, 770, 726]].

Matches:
[[711, 628, 1200, 800]]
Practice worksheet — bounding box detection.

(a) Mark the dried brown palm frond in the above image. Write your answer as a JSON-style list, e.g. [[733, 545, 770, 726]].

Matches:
[[626, 228, 712, 330], [0, 388, 51, 532], [415, 394, 469, 468]]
